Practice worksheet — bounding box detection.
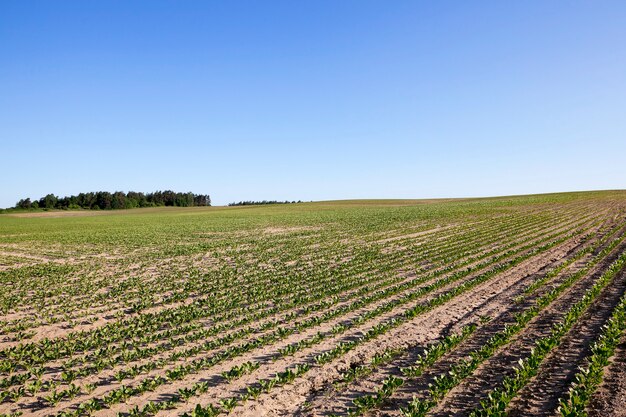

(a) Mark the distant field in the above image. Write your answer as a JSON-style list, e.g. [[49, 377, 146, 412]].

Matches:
[[2, 191, 626, 417]]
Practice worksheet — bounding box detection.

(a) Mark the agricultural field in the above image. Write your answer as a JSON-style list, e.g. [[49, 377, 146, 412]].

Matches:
[[1, 190, 626, 417]]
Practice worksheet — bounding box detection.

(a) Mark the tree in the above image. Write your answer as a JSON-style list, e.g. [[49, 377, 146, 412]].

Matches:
[[111, 191, 126, 210], [15, 190, 212, 210], [96, 191, 113, 210], [127, 191, 147, 207], [40, 194, 57, 209], [16, 198, 31, 209]]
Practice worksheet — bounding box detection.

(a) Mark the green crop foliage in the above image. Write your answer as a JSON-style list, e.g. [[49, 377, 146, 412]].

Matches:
[[0, 191, 625, 417]]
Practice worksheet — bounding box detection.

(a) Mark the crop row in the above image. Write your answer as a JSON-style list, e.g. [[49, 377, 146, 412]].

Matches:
[[332, 225, 626, 417]]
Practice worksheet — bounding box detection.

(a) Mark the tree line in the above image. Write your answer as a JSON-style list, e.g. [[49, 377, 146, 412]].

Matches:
[[228, 200, 302, 206], [14, 191, 211, 210]]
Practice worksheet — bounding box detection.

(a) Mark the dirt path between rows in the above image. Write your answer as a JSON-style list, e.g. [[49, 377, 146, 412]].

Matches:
[[14, 216, 535, 417], [3, 207, 616, 417], [220, 227, 591, 417], [423, 237, 626, 417], [587, 333, 626, 417], [301, 223, 609, 417], [505, 269, 626, 416]]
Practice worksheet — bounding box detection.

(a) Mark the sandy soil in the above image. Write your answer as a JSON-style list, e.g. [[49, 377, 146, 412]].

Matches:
[[2, 197, 626, 417], [588, 334, 626, 417]]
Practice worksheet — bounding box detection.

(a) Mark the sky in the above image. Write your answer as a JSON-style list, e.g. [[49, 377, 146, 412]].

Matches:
[[1, 1, 625, 207]]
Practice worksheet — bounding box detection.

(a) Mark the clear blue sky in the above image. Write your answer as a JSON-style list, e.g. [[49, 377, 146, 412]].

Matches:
[[1, 1, 625, 207]]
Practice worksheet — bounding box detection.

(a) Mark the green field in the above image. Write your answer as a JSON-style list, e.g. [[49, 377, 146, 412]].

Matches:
[[2, 191, 626, 417]]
